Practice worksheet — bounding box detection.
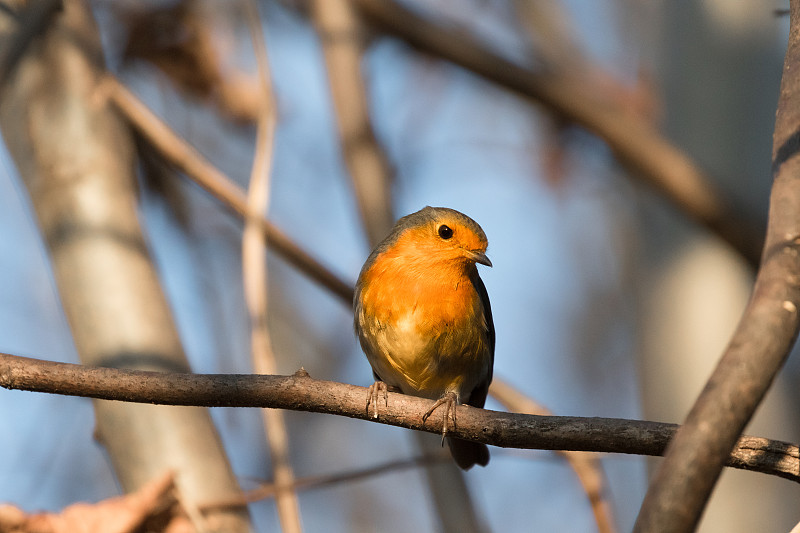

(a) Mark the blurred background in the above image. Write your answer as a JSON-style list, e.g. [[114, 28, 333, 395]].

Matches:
[[1, 0, 799, 531]]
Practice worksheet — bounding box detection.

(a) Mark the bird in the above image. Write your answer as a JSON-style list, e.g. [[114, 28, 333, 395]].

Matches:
[[354, 206, 494, 470]]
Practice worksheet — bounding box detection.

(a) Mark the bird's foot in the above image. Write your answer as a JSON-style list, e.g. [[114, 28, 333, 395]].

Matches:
[[422, 391, 459, 446], [366, 381, 390, 419]]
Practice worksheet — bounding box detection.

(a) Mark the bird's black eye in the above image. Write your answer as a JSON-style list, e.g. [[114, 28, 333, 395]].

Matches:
[[438, 224, 453, 240]]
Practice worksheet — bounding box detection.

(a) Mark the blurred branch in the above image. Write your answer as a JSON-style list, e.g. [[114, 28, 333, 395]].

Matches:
[[240, 2, 303, 531], [310, 0, 394, 247], [203, 454, 448, 511], [2, 352, 798, 485], [353, 0, 763, 267], [102, 75, 354, 303], [122, 1, 260, 122], [491, 378, 617, 533], [633, 4, 800, 532], [512, 0, 586, 71], [0, 0, 60, 94], [513, 0, 661, 188]]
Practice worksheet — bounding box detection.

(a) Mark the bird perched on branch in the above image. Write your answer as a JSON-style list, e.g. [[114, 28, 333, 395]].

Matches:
[[354, 206, 494, 469]]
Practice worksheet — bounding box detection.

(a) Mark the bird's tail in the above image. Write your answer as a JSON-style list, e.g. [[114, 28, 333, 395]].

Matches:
[[447, 437, 489, 470]]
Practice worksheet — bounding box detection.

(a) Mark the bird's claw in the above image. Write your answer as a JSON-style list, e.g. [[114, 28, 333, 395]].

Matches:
[[366, 381, 389, 419], [422, 392, 458, 446]]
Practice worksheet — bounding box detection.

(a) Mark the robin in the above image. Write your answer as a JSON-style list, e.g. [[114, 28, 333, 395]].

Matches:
[[354, 206, 494, 470]]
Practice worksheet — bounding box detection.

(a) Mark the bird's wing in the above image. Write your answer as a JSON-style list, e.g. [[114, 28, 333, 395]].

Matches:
[[466, 271, 494, 409]]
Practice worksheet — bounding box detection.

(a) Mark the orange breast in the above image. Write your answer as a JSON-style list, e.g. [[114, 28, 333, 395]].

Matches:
[[356, 250, 489, 399], [361, 254, 476, 331]]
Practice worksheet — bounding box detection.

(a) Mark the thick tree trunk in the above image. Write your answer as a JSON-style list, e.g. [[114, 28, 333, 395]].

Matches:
[[0, 1, 250, 530]]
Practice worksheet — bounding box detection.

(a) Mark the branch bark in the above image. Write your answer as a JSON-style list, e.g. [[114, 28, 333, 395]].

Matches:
[[633, 4, 800, 532], [1, 352, 798, 485]]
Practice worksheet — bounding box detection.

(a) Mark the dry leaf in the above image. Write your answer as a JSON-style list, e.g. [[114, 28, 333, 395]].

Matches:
[[0, 471, 194, 533]]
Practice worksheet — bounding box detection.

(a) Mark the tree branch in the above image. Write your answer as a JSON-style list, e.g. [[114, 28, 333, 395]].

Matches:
[[1, 352, 798, 484], [352, 0, 763, 267], [633, 5, 800, 531], [102, 75, 355, 303]]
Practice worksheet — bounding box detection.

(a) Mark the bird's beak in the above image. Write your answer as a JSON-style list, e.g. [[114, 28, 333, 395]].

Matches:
[[465, 249, 492, 267]]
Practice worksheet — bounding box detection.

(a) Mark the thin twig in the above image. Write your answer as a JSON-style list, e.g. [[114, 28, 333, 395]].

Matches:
[[633, 5, 800, 531], [240, 2, 303, 532], [201, 454, 448, 511], [1, 352, 798, 484], [490, 378, 617, 533], [102, 75, 354, 303]]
